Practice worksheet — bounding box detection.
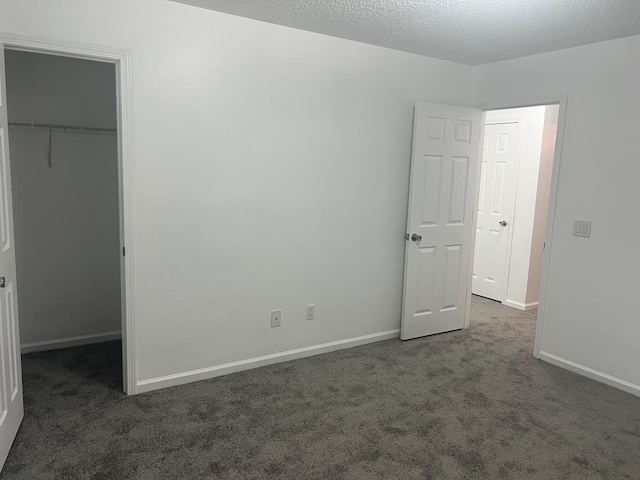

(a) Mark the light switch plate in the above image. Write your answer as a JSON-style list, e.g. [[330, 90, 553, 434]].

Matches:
[[573, 220, 591, 238]]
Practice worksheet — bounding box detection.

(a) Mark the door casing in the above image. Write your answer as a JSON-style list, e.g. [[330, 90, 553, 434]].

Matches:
[[0, 32, 137, 394]]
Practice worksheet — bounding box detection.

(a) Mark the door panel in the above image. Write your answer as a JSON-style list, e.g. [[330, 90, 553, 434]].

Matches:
[[442, 244, 462, 310], [0, 45, 23, 471], [401, 103, 482, 340], [415, 246, 436, 315], [420, 155, 442, 226], [472, 121, 520, 301]]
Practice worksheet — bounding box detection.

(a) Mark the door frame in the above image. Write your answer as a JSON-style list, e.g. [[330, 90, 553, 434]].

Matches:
[[474, 116, 524, 304], [0, 32, 137, 393], [469, 93, 568, 358]]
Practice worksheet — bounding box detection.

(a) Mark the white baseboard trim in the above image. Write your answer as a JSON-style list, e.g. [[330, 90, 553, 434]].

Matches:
[[539, 351, 640, 397], [503, 300, 539, 311], [21, 331, 122, 354], [136, 329, 401, 394]]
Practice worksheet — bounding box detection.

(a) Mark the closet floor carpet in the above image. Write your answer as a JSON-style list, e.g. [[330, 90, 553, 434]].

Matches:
[[2, 296, 639, 479]]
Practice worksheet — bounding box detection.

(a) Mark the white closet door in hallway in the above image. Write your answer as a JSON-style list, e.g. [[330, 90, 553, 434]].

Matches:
[[472, 121, 520, 301]]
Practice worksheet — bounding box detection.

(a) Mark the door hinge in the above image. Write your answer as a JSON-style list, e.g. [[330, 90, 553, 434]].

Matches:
[[543, 242, 546, 250], [122, 246, 126, 256]]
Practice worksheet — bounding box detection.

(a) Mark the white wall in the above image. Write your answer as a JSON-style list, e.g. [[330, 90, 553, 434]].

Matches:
[[475, 35, 640, 394], [5, 50, 121, 350], [0, 0, 474, 389], [527, 105, 559, 306], [5, 50, 117, 127]]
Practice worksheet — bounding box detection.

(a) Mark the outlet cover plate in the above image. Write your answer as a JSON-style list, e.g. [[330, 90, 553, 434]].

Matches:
[[271, 309, 281, 328], [306, 304, 315, 320]]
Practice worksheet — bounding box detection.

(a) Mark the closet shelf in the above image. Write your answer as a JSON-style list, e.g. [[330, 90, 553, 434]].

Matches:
[[8, 122, 116, 135], [8, 122, 117, 168]]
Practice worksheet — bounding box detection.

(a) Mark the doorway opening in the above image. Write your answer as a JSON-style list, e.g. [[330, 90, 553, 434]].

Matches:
[[472, 105, 560, 312], [4, 49, 125, 392], [400, 99, 565, 345]]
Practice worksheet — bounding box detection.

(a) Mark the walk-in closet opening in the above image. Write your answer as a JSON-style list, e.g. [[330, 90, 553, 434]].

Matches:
[[5, 49, 124, 392]]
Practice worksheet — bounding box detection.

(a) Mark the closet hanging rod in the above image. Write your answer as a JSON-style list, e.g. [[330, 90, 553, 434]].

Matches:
[[8, 121, 117, 135]]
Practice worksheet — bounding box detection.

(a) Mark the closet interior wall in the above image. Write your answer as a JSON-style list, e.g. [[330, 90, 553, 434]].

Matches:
[[5, 49, 122, 351]]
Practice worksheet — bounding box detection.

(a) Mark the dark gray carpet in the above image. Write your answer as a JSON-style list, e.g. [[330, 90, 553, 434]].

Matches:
[[2, 296, 640, 479]]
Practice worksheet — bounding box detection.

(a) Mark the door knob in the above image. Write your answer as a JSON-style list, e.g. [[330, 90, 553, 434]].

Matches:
[[499, 220, 508, 227], [411, 233, 422, 242]]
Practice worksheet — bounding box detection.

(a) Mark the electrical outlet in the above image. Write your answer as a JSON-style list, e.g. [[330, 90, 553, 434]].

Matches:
[[271, 309, 281, 328], [306, 304, 315, 321]]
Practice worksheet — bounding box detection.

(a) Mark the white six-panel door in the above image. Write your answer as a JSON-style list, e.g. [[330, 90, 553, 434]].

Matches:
[[472, 121, 520, 301], [401, 103, 481, 340], [0, 45, 23, 470]]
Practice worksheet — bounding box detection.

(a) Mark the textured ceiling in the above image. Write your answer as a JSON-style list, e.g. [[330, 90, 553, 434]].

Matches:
[[169, 0, 640, 65]]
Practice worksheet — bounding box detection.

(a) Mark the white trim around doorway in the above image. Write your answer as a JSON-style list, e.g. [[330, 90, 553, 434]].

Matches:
[[0, 31, 137, 394]]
